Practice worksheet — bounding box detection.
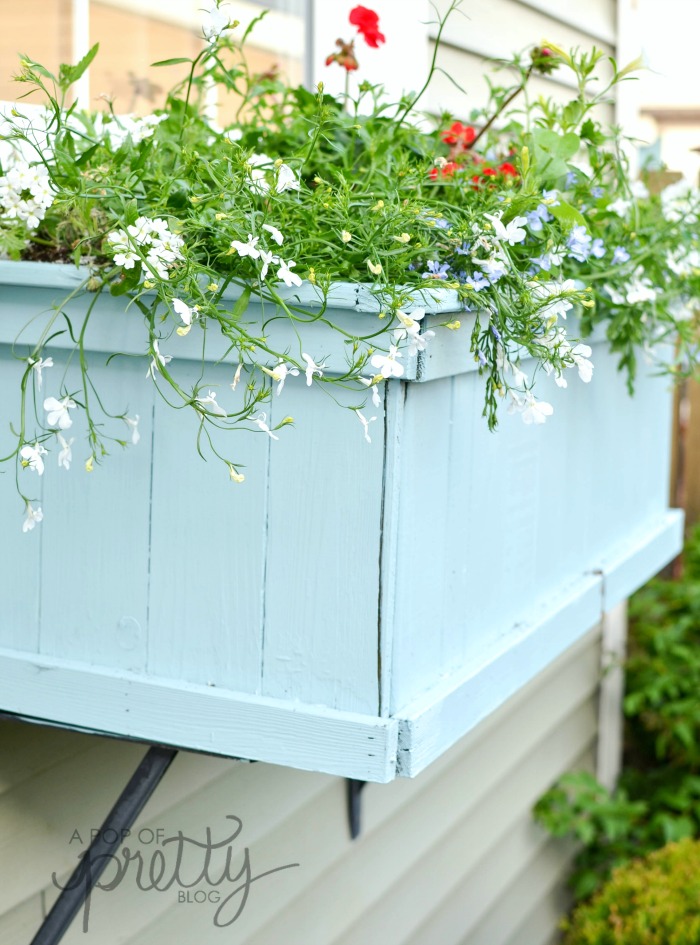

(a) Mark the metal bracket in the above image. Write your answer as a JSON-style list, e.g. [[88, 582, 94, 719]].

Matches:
[[30, 744, 178, 945], [346, 778, 366, 840]]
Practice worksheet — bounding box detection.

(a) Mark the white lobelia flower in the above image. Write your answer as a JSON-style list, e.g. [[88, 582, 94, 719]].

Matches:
[[301, 353, 325, 386], [29, 356, 53, 390], [508, 391, 554, 425], [571, 343, 594, 383], [173, 298, 195, 326], [246, 153, 272, 195], [253, 412, 279, 440], [147, 339, 172, 379], [44, 395, 76, 430], [22, 502, 43, 533], [259, 249, 277, 280], [230, 234, 260, 259], [361, 377, 382, 408], [57, 433, 74, 470], [371, 346, 404, 379], [195, 390, 227, 417], [201, 2, 234, 41], [231, 363, 243, 390], [123, 415, 140, 444], [276, 164, 300, 193], [267, 360, 299, 395], [277, 259, 302, 287], [355, 410, 377, 443], [484, 211, 528, 245], [20, 442, 47, 475], [262, 223, 284, 245]]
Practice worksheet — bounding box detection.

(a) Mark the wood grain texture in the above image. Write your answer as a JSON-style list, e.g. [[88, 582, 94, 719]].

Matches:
[[0, 650, 398, 781]]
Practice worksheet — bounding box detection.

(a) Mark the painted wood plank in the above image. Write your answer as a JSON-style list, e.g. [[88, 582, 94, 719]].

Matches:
[[396, 572, 603, 776], [599, 509, 684, 611], [0, 650, 399, 781], [261, 382, 385, 714], [597, 602, 628, 791], [37, 352, 153, 671], [0, 342, 43, 652], [146, 357, 269, 691]]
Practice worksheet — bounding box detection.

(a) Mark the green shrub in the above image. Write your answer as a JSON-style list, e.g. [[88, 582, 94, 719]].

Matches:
[[562, 838, 700, 944]]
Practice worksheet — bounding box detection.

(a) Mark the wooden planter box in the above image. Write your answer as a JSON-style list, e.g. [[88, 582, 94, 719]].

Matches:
[[0, 262, 683, 781]]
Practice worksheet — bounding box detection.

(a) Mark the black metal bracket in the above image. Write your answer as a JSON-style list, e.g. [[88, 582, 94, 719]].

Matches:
[[30, 745, 178, 945], [346, 778, 366, 840]]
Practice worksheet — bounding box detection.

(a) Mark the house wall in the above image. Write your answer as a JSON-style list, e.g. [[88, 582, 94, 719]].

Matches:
[[0, 625, 601, 945]]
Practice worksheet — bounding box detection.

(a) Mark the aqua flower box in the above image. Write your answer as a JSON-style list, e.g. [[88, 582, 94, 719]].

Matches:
[[0, 262, 683, 781]]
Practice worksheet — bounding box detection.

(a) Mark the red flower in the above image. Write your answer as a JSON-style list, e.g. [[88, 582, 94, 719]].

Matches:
[[441, 121, 475, 147], [498, 162, 518, 177], [325, 39, 359, 71], [429, 161, 459, 180], [349, 6, 386, 48], [481, 168, 497, 177]]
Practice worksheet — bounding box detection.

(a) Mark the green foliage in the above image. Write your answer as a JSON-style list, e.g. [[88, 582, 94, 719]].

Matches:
[[562, 838, 700, 944], [534, 526, 700, 902]]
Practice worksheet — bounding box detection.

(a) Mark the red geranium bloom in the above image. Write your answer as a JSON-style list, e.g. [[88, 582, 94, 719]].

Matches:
[[429, 161, 459, 180], [441, 121, 476, 147], [481, 168, 497, 177], [498, 162, 518, 177], [349, 6, 386, 48]]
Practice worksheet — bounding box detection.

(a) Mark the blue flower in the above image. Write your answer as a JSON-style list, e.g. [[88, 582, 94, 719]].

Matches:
[[477, 349, 487, 367], [567, 225, 592, 262], [591, 186, 604, 199], [462, 271, 490, 291], [491, 324, 502, 341], [531, 253, 554, 272], [591, 238, 606, 259], [612, 246, 630, 264], [455, 241, 472, 255], [565, 171, 578, 189], [526, 204, 553, 232], [423, 260, 450, 279]]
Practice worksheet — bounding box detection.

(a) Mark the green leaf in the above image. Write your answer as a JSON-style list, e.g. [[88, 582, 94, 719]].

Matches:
[[229, 287, 252, 321], [549, 201, 587, 230], [151, 57, 192, 67], [58, 43, 99, 91]]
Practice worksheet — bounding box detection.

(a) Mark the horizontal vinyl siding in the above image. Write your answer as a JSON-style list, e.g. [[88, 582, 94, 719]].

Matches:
[[428, 0, 616, 122], [0, 624, 602, 945]]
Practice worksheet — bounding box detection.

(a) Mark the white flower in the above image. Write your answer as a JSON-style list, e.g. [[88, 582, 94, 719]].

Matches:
[[202, 2, 234, 41], [630, 180, 649, 200], [484, 211, 528, 245], [301, 353, 325, 386], [626, 273, 657, 305], [267, 360, 299, 395], [44, 395, 76, 430], [147, 339, 172, 379], [262, 223, 284, 245], [276, 164, 300, 193], [29, 356, 53, 390], [253, 412, 279, 440], [22, 502, 43, 533], [173, 298, 194, 326], [530, 279, 577, 320], [509, 392, 554, 425], [277, 259, 302, 287], [361, 377, 382, 408], [355, 410, 377, 443], [607, 197, 631, 217], [571, 343, 594, 383], [259, 249, 277, 280], [370, 346, 404, 379], [230, 234, 260, 258], [195, 390, 227, 417], [123, 415, 140, 445], [231, 363, 243, 390], [57, 433, 74, 470], [246, 153, 272, 195], [20, 442, 47, 475]]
